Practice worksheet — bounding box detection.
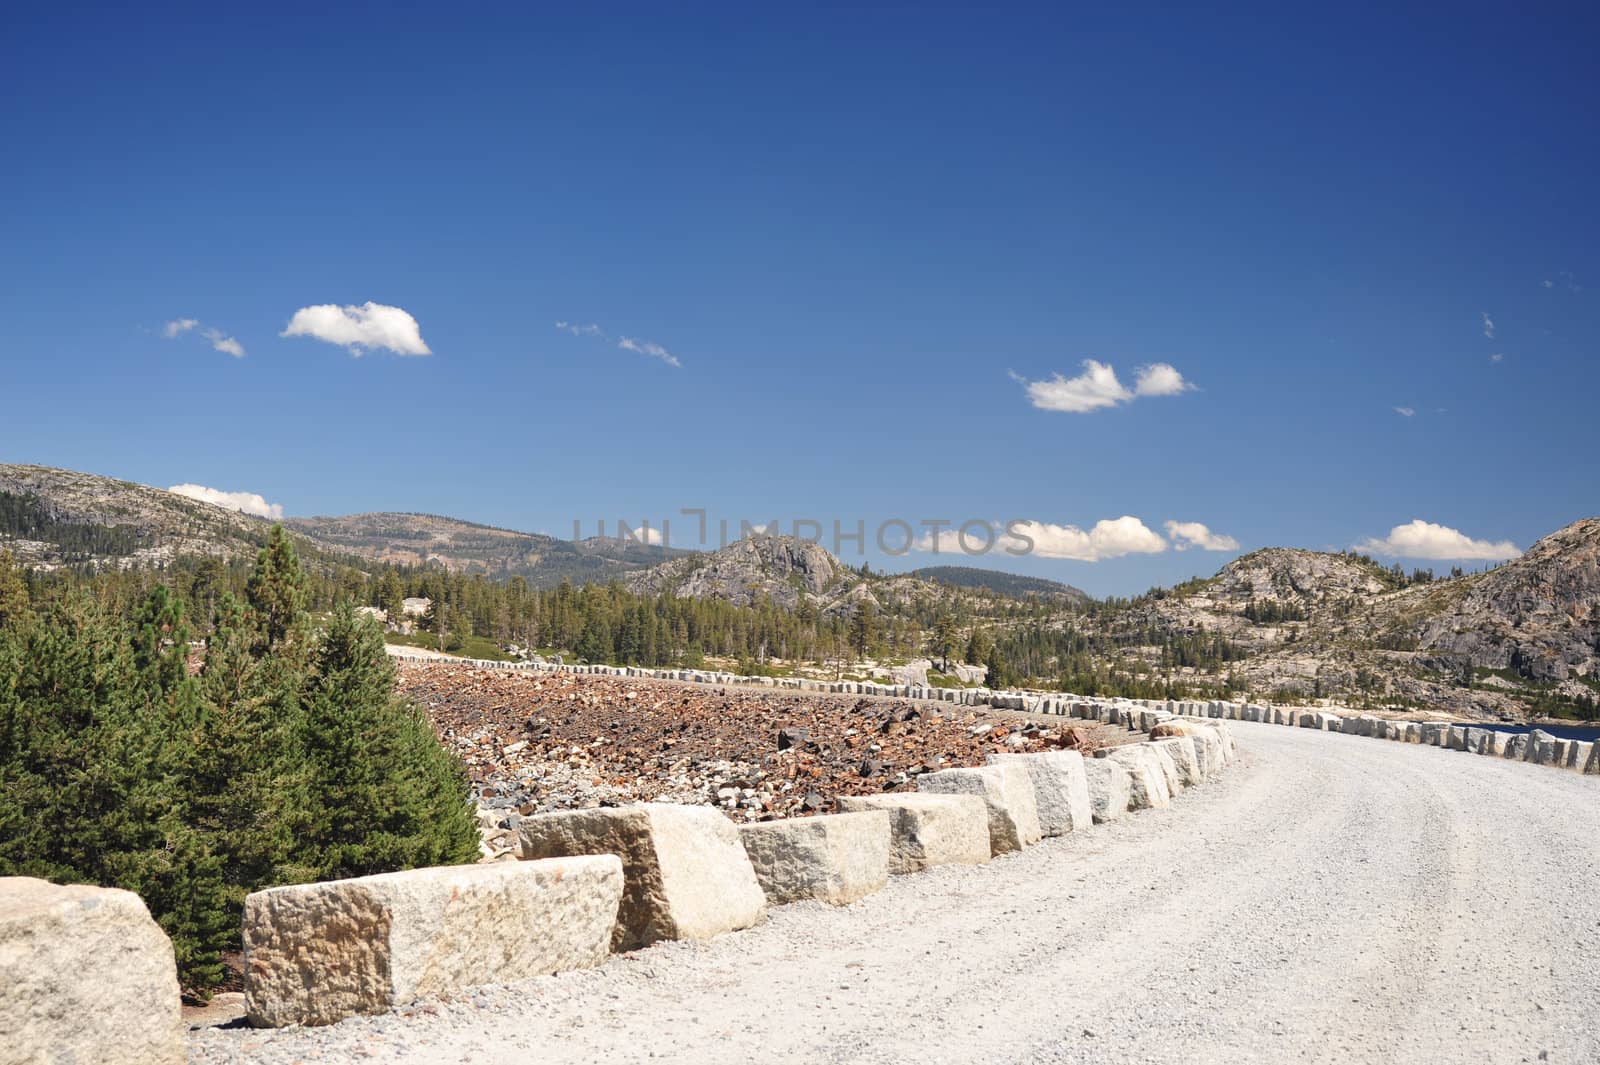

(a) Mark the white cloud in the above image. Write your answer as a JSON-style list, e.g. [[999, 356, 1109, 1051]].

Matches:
[[161, 317, 244, 356], [281, 301, 431, 356], [168, 483, 284, 520], [1355, 519, 1520, 561], [1163, 520, 1240, 552], [1481, 311, 1495, 339], [1393, 406, 1415, 417], [556, 321, 683, 368], [1012, 516, 1168, 561], [202, 327, 245, 358], [619, 336, 681, 368], [1019, 360, 1131, 412], [1133, 362, 1193, 396], [1017, 359, 1195, 413], [629, 525, 664, 545], [1489, 353, 1504, 363], [1543, 279, 1555, 289]]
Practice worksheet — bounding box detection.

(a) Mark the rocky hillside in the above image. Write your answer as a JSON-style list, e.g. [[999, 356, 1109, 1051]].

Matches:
[[1416, 518, 1600, 682], [626, 534, 857, 610], [0, 463, 273, 569]]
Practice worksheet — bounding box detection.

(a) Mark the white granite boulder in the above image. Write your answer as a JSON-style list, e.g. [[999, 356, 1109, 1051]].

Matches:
[[836, 793, 991, 873], [1083, 758, 1133, 823], [916, 763, 1043, 854], [986, 750, 1093, 836], [243, 857, 623, 1027], [516, 803, 765, 951], [1105, 745, 1173, 810], [739, 811, 890, 906], [0, 878, 185, 1065], [1150, 737, 1202, 787]]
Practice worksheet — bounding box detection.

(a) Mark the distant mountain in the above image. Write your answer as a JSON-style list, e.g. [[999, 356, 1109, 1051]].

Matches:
[[0, 464, 683, 588], [282, 512, 686, 587], [906, 565, 1090, 605], [0, 463, 273, 569]]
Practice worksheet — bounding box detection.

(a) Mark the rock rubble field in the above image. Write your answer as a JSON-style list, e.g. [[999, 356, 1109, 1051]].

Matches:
[[396, 661, 1112, 848]]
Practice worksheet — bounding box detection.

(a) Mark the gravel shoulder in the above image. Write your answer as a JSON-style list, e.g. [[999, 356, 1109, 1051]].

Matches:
[[190, 723, 1600, 1065]]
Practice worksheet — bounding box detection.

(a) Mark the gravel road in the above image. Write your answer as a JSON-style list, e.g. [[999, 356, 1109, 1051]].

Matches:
[[190, 722, 1600, 1065]]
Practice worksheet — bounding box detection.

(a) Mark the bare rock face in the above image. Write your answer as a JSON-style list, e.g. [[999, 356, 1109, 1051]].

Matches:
[[1418, 517, 1600, 682], [516, 803, 766, 951], [836, 793, 991, 873], [0, 877, 184, 1064], [627, 534, 848, 610], [916, 764, 1043, 854], [738, 811, 891, 905], [243, 858, 623, 1028], [986, 751, 1093, 836]]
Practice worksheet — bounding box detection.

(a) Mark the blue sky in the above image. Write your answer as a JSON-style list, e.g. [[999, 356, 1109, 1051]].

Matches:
[[2, 4, 1595, 597]]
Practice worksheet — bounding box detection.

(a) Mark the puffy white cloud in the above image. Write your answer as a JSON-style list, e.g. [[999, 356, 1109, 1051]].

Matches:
[[629, 524, 665, 545], [163, 318, 198, 338], [1163, 521, 1239, 552], [1011, 516, 1168, 561], [1017, 360, 1195, 413], [619, 336, 681, 368], [1489, 353, 1504, 363], [1481, 311, 1495, 338], [168, 483, 284, 520], [1393, 405, 1415, 417], [1355, 519, 1520, 561], [1019, 360, 1131, 413], [1133, 362, 1193, 397], [281, 301, 431, 356]]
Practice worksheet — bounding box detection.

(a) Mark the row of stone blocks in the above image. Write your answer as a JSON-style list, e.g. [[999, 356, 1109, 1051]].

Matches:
[[1, 721, 1235, 1060], [390, 652, 1029, 708], [1152, 697, 1600, 776]]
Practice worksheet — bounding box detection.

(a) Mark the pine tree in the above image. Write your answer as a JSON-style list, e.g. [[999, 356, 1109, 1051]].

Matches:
[[246, 526, 307, 651], [930, 611, 958, 672], [983, 644, 1009, 689], [0, 550, 31, 631], [299, 604, 479, 877]]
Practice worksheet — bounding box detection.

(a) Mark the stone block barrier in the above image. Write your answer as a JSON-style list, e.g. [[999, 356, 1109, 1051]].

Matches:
[[0, 877, 186, 1065], [916, 763, 1044, 855], [515, 803, 766, 951], [986, 750, 1093, 837], [835, 793, 993, 873], [739, 810, 891, 905], [242, 857, 623, 1027]]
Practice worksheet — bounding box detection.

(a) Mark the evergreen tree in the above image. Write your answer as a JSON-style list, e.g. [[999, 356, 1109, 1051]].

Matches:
[[299, 604, 479, 877], [983, 643, 1009, 689], [849, 601, 878, 660], [929, 611, 958, 671], [246, 526, 307, 651], [0, 550, 30, 630]]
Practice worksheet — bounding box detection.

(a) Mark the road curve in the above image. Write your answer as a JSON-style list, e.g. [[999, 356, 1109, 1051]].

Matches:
[[191, 722, 1600, 1065]]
